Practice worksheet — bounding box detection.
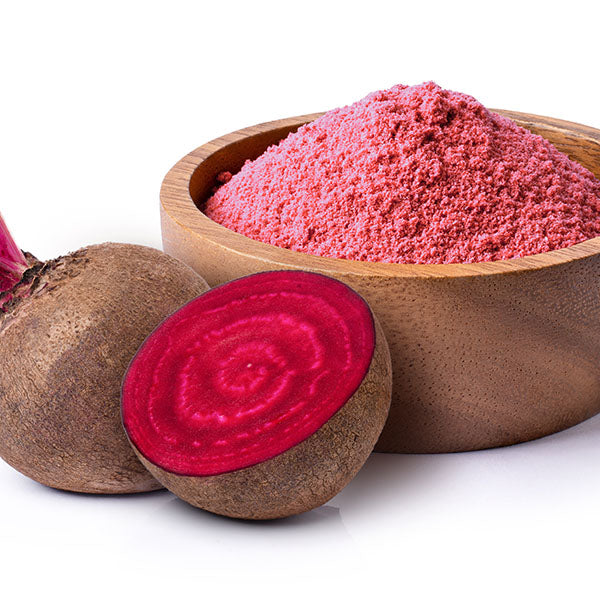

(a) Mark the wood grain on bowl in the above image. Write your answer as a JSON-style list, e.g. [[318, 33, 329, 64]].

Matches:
[[160, 111, 600, 454]]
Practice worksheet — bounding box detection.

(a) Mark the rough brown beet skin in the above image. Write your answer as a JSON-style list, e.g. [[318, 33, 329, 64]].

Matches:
[[0, 243, 209, 494]]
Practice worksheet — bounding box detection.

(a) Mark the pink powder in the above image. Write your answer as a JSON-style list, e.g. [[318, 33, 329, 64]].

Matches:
[[204, 82, 600, 264]]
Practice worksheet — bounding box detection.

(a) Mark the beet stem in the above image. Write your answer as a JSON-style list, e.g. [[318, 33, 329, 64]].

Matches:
[[0, 212, 28, 293]]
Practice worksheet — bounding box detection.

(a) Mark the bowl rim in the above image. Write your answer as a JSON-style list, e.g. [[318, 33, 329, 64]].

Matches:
[[160, 110, 600, 279]]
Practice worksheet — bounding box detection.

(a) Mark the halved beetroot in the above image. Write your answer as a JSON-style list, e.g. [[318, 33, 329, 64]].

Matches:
[[122, 271, 391, 519]]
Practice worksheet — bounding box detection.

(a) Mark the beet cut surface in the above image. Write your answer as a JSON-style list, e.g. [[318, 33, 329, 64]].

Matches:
[[122, 271, 377, 477]]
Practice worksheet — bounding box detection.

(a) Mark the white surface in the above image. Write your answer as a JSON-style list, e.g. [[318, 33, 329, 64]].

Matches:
[[1, 1, 599, 598]]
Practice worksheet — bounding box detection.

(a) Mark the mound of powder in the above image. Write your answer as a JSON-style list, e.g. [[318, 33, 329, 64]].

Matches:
[[204, 82, 600, 264]]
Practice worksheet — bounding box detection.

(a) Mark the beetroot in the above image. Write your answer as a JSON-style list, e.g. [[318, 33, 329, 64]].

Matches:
[[122, 271, 392, 519], [0, 213, 209, 493]]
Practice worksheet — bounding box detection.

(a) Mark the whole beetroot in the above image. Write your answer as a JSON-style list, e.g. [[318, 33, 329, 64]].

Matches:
[[0, 214, 209, 493]]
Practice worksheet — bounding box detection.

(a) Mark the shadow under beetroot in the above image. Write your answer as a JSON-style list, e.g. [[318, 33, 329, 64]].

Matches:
[[162, 494, 344, 530], [20, 476, 171, 501], [19, 412, 600, 522]]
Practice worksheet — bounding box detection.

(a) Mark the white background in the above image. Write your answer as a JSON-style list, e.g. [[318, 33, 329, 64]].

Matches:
[[1, 1, 599, 598]]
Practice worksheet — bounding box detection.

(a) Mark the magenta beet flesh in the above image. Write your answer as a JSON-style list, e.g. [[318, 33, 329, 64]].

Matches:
[[122, 271, 376, 477]]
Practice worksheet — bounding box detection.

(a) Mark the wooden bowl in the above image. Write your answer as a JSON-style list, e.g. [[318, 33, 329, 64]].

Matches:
[[160, 110, 600, 454]]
